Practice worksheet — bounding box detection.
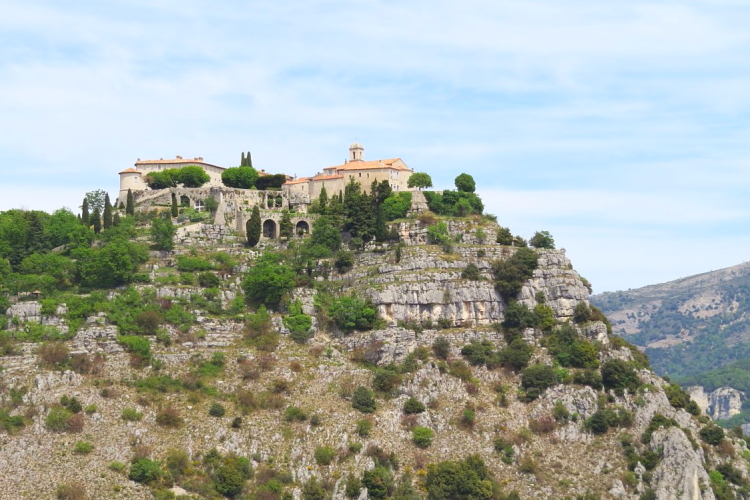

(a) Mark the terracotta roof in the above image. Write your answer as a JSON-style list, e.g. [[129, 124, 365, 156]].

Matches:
[[135, 158, 224, 170], [284, 177, 312, 185], [329, 158, 410, 172], [119, 168, 142, 174], [311, 174, 344, 181]]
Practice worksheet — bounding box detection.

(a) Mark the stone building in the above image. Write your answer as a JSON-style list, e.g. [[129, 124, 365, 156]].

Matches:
[[117, 156, 225, 206], [282, 143, 413, 199]]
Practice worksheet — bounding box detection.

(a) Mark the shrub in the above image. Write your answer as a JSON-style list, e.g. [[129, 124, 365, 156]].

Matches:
[[242, 253, 296, 309], [198, 272, 221, 288], [521, 364, 558, 398], [329, 296, 379, 333], [121, 408, 143, 421], [424, 455, 496, 500], [601, 359, 640, 393], [314, 446, 336, 466], [46, 407, 73, 432], [209, 402, 226, 417], [345, 473, 362, 499], [38, 342, 70, 367], [334, 251, 355, 273], [356, 419, 373, 437], [403, 397, 426, 414], [461, 264, 482, 281], [412, 426, 434, 448], [73, 440, 94, 454], [135, 310, 162, 335], [176, 255, 213, 272], [352, 386, 376, 413], [302, 477, 327, 500], [284, 406, 307, 422], [492, 248, 539, 301], [156, 406, 183, 428], [461, 408, 476, 428], [129, 458, 162, 484], [372, 367, 402, 393], [573, 302, 591, 323], [362, 466, 394, 500], [56, 481, 86, 500], [432, 337, 450, 359], [700, 425, 726, 446], [117, 335, 151, 359], [529, 415, 556, 434], [109, 461, 126, 473], [497, 338, 533, 371], [529, 231, 555, 249], [552, 401, 570, 422]]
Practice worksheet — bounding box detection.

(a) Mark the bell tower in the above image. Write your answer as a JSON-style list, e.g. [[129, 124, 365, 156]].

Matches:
[[349, 142, 364, 162]]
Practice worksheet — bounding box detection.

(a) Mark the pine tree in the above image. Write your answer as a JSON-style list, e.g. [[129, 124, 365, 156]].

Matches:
[[103, 193, 113, 229], [279, 211, 293, 240], [126, 189, 135, 216], [113, 212, 121, 227], [81, 198, 90, 226], [91, 206, 102, 234], [246, 205, 261, 247], [171, 193, 178, 218]]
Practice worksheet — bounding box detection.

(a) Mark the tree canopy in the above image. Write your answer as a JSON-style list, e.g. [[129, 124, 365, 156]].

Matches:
[[407, 172, 432, 190]]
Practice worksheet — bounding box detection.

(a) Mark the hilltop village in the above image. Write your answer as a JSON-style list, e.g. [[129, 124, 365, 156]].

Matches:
[[117, 144, 418, 240]]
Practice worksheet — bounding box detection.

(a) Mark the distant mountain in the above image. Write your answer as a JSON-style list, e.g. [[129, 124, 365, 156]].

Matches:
[[591, 261, 750, 379]]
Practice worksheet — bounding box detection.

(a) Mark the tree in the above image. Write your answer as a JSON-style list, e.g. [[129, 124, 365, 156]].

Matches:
[[496, 226, 513, 245], [81, 198, 90, 226], [241, 253, 296, 309], [171, 193, 178, 218], [177, 165, 210, 187], [112, 212, 120, 227], [407, 172, 433, 190], [310, 215, 342, 253], [529, 231, 555, 249], [362, 466, 394, 500], [103, 193, 113, 230], [126, 189, 135, 216], [223, 166, 259, 189], [204, 196, 219, 213], [317, 185, 329, 214], [85, 189, 107, 214], [151, 215, 176, 251], [425, 455, 495, 500], [279, 211, 293, 240], [246, 206, 261, 247], [454, 173, 476, 193], [91, 206, 102, 234], [352, 386, 376, 413]]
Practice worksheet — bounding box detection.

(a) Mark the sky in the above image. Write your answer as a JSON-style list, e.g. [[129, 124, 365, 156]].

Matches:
[[1, 0, 749, 293]]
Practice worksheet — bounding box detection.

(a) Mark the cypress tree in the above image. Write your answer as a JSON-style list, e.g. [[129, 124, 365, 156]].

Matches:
[[103, 193, 113, 229], [113, 212, 121, 227], [118, 201, 125, 210], [241, 152, 246, 167], [171, 193, 178, 218], [81, 198, 90, 226], [91, 206, 102, 234], [279, 210, 293, 240], [318, 186, 328, 215], [246, 205, 261, 247], [374, 204, 387, 242], [247, 151, 252, 168], [126, 189, 135, 216]]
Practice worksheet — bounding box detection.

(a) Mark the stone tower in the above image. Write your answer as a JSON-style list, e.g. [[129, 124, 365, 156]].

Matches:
[[349, 142, 364, 162]]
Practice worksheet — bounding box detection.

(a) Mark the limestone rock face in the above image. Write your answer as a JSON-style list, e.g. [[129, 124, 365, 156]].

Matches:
[[687, 386, 743, 421], [650, 427, 715, 500]]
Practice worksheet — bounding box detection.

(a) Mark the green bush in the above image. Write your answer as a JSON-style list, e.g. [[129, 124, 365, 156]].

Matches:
[[284, 406, 308, 422], [242, 253, 296, 309], [129, 458, 162, 484], [520, 364, 558, 400], [461, 263, 482, 281], [352, 386, 376, 413], [362, 466, 394, 500], [73, 440, 94, 454], [356, 419, 373, 437], [412, 426, 434, 448], [117, 335, 151, 358], [403, 397, 426, 414], [432, 337, 450, 359], [329, 296, 379, 333], [176, 255, 213, 272], [372, 367, 402, 393], [198, 272, 221, 288], [529, 231, 555, 249], [209, 402, 226, 417], [121, 408, 143, 421], [497, 338, 532, 371], [424, 455, 496, 500], [45, 407, 73, 432], [302, 477, 327, 500], [314, 446, 336, 466], [601, 359, 640, 393], [700, 425, 726, 445], [492, 248, 539, 301]]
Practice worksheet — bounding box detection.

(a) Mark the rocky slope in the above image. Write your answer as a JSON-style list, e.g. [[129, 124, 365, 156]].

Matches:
[[1, 219, 747, 500]]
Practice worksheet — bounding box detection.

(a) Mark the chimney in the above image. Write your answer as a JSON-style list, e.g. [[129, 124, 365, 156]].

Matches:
[[176, 155, 182, 159]]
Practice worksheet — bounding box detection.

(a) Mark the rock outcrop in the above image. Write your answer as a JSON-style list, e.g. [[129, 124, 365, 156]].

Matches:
[[687, 386, 743, 421]]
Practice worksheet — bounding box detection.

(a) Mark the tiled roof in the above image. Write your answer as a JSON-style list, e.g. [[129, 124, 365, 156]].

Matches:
[[330, 158, 410, 172], [119, 168, 142, 174], [135, 158, 224, 170], [284, 177, 312, 185], [312, 174, 344, 181]]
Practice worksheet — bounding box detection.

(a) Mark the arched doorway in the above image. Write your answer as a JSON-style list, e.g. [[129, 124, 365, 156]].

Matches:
[[263, 219, 277, 239], [180, 195, 190, 207], [295, 220, 310, 236]]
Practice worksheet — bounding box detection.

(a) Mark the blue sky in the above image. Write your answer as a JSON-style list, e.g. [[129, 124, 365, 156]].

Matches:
[[1, 0, 750, 293]]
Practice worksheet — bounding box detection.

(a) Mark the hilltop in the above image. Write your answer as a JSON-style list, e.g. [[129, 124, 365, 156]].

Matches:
[[0, 168, 747, 500]]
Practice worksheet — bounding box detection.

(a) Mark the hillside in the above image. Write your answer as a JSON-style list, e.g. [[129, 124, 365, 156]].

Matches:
[[1, 186, 749, 500]]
